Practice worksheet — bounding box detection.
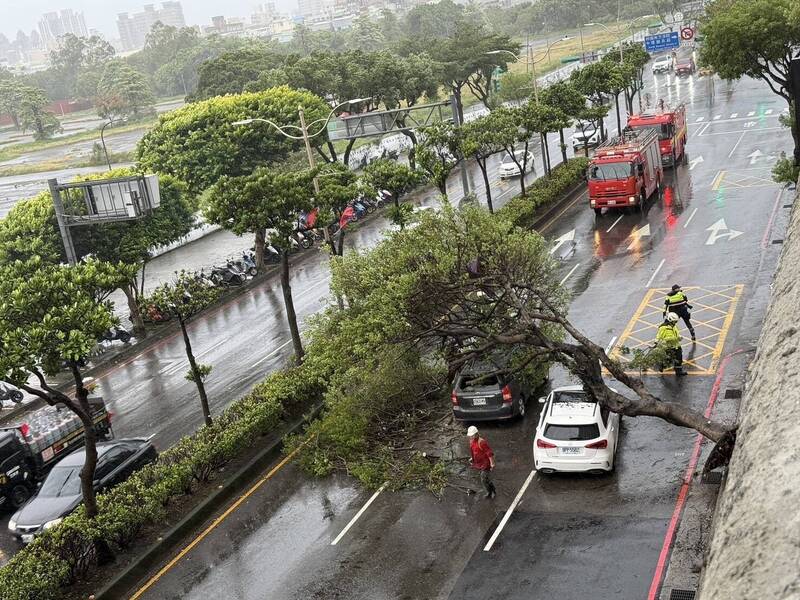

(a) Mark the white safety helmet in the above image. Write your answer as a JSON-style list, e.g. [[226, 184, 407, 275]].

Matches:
[[666, 312, 679, 323], [467, 425, 479, 437]]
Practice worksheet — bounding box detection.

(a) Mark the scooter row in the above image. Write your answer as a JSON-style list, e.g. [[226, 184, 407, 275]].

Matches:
[[348, 190, 394, 222]]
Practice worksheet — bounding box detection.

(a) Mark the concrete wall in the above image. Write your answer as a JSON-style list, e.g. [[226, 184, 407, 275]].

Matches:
[[699, 182, 800, 600]]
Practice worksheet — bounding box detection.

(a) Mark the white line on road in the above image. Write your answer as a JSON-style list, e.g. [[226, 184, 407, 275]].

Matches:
[[604, 336, 618, 355], [197, 338, 227, 359], [747, 111, 755, 117], [695, 117, 704, 123], [483, 470, 536, 552], [252, 339, 294, 367], [331, 483, 387, 546], [559, 263, 581, 286], [727, 131, 746, 158], [645, 259, 666, 289], [713, 115, 721, 120], [765, 109, 773, 115], [606, 215, 624, 233], [729, 113, 738, 119], [683, 208, 698, 229]]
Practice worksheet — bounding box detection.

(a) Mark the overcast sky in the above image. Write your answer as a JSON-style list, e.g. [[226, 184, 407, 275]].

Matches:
[[3, 0, 298, 40]]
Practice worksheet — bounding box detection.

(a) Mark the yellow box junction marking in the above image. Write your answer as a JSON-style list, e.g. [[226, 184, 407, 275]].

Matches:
[[609, 285, 743, 376], [711, 170, 779, 190]]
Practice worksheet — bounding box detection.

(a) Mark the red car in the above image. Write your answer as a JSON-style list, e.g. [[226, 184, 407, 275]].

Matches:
[[675, 58, 696, 76]]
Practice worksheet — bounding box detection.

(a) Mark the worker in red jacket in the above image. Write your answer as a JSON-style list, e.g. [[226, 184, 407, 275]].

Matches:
[[468, 426, 496, 499]]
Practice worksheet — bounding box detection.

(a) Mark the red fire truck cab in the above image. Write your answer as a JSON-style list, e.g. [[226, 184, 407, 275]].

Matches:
[[588, 129, 663, 216], [626, 104, 687, 167]]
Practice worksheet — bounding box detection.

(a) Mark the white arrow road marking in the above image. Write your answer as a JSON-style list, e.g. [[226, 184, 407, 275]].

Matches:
[[627, 223, 651, 250], [744, 121, 757, 129], [713, 115, 721, 120], [705, 219, 744, 245], [748, 149, 764, 165], [549, 229, 576, 255], [689, 156, 704, 170], [747, 111, 755, 117], [729, 113, 738, 119]]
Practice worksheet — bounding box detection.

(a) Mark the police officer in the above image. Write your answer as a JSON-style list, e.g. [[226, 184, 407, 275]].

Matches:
[[664, 284, 695, 341], [656, 312, 687, 376]]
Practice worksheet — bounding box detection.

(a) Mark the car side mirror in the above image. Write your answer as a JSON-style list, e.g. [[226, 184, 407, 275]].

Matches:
[[36, 482, 42, 490], [538, 396, 546, 404]]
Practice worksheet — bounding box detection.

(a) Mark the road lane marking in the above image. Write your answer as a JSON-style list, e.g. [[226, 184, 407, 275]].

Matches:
[[252, 339, 294, 367], [559, 263, 581, 286], [537, 190, 588, 232], [644, 259, 665, 289], [604, 336, 618, 355], [605, 215, 624, 233], [130, 441, 309, 600], [483, 469, 536, 552], [710, 171, 725, 190], [694, 117, 704, 123], [647, 351, 742, 599], [729, 113, 738, 119], [727, 132, 746, 158], [747, 111, 755, 117], [197, 339, 227, 359], [713, 115, 721, 120], [683, 208, 698, 229], [699, 126, 783, 137], [331, 483, 387, 546], [764, 109, 773, 115]]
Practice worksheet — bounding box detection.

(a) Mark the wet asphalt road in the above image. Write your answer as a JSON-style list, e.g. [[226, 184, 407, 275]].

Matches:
[[120, 70, 794, 600], [0, 63, 794, 592]]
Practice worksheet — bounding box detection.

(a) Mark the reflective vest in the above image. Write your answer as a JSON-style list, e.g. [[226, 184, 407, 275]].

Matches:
[[665, 291, 688, 310], [656, 323, 681, 349]]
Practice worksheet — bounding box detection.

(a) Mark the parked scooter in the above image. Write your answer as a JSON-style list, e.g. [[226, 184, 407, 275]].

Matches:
[[0, 382, 23, 404], [211, 264, 246, 286], [375, 189, 394, 208], [264, 244, 281, 264], [100, 327, 132, 344], [239, 251, 258, 276]]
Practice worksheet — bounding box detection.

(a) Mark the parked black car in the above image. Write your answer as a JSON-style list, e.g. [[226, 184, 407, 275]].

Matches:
[[8, 437, 157, 542], [451, 359, 528, 421]]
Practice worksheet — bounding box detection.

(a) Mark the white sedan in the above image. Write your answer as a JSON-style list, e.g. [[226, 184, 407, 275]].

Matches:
[[498, 150, 534, 179], [533, 385, 620, 474]]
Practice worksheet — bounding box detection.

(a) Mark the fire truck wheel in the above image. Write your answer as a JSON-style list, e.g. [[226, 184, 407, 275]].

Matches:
[[10, 484, 31, 509]]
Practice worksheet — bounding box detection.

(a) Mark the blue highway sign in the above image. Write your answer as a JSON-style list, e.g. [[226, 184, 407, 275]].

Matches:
[[645, 32, 680, 53]]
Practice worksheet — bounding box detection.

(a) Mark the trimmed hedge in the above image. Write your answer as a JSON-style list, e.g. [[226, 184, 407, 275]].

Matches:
[[497, 157, 589, 229], [0, 363, 327, 600], [0, 157, 587, 600]]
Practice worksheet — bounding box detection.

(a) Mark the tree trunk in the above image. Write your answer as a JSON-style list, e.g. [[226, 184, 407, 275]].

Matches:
[[543, 133, 551, 175], [615, 93, 622, 135], [280, 250, 304, 363], [326, 140, 338, 163], [179, 315, 212, 426], [122, 282, 145, 338], [401, 130, 418, 170], [559, 129, 568, 164], [254, 228, 266, 270], [10, 112, 20, 130], [139, 261, 147, 297], [336, 228, 346, 257], [343, 139, 357, 168], [478, 158, 493, 213]]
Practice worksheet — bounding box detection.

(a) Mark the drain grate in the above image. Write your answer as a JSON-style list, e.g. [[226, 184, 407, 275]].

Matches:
[[784, 204, 793, 208], [670, 589, 697, 600], [772, 239, 784, 244], [703, 471, 723, 484], [724, 388, 742, 399]]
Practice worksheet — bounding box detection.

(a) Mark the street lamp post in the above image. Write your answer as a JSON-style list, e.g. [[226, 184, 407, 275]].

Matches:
[[100, 119, 116, 171], [232, 97, 371, 195]]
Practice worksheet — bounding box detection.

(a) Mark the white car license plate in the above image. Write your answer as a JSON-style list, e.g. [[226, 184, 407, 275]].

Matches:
[[472, 397, 487, 406], [608, 200, 617, 205], [21, 534, 35, 543], [560, 447, 581, 455]]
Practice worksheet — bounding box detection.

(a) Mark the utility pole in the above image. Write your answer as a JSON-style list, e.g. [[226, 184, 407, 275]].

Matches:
[[450, 95, 470, 199], [297, 105, 320, 194]]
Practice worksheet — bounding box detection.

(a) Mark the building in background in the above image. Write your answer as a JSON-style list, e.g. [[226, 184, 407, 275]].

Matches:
[[37, 9, 89, 50], [117, 2, 186, 52]]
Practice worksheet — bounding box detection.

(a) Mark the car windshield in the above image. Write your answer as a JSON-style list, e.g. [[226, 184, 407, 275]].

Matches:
[[39, 465, 82, 497], [544, 424, 601, 441], [552, 391, 589, 403], [589, 162, 633, 181], [629, 123, 673, 140]]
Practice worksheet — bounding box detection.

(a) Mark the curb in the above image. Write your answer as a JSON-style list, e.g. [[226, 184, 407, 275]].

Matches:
[[531, 180, 585, 232], [94, 402, 324, 600]]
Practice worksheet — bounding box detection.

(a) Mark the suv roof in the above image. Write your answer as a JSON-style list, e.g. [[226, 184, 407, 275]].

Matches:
[[545, 386, 599, 425]]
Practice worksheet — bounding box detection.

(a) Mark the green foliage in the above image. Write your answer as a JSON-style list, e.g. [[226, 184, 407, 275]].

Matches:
[[192, 46, 285, 100], [772, 152, 800, 185], [142, 271, 222, 322], [416, 121, 462, 197], [0, 191, 63, 265], [186, 363, 213, 383], [96, 60, 156, 120], [497, 157, 590, 228], [14, 86, 61, 140], [361, 159, 422, 202], [137, 87, 330, 194]]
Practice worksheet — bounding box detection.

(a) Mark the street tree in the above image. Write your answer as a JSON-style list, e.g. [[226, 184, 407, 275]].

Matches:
[[488, 105, 538, 196], [540, 81, 584, 163], [136, 86, 330, 195], [398, 207, 735, 453], [0, 79, 25, 129], [404, 0, 465, 39], [17, 86, 61, 140], [361, 159, 421, 229], [616, 43, 650, 114], [208, 167, 316, 362], [0, 259, 135, 520], [571, 61, 615, 140], [96, 60, 155, 121], [48, 33, 116, 99], [700, 0, 800, 155], [460, 115, 513, 212], [526, 100, 571, 174], [142, 273, 221, 426], [416, 121, 462, 201], [315, 162, 360, 256], [497, 71, 534, 105], [191, 46, 283, 100]]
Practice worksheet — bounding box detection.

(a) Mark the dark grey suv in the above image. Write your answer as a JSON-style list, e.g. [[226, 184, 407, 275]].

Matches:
[[451, 360, 527, 421]]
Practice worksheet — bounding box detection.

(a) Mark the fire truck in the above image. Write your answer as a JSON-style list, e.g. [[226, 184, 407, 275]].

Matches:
[[626, 104, 687, 167], [587, 129, 663, 216]]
